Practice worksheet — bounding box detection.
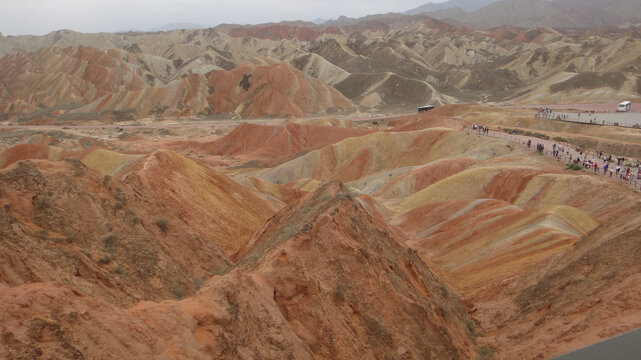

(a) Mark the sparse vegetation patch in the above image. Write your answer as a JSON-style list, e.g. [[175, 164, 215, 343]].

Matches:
[[155, 218, 168, 232], [102, 233, 117, 253], [169, 282, 185, 299]]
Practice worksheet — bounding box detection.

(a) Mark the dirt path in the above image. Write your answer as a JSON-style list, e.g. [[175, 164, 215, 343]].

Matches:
[[0, 112, 413, 131], [468, 128, 641, 191], [0, 120, 250, 130]]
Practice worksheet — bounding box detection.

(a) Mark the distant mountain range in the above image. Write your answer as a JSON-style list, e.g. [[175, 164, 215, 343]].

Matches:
[[1, 0, 641, 122], [406, 0, 641, 29], [77, 0, 641, 37], [405, 0, 500, 14]]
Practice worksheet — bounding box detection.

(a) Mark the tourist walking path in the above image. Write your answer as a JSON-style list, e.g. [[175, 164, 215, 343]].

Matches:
[[466, 128, 641, 191], [550, 326, 641, 360], [534, 109, 641, 127]]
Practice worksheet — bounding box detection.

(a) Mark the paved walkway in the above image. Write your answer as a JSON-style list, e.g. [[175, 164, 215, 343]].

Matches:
[[505, 103, 641, 113], [505, 103, 641, 127], [535, 110, 641, 127], [550, 326, 641, 360], [467, 128, 641, 191]]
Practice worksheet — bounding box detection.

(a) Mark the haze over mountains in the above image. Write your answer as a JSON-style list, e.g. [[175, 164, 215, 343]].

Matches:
[[407, 0, 501, 14], [338, 0, 641, 30], [420, 0, 641, 29]]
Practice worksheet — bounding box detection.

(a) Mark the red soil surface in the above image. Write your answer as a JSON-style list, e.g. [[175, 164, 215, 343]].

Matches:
[[0, 181, 478, 359], [206, 62, 354, 117], [185, 122, 370, 158], [2, 104, 641, 359]]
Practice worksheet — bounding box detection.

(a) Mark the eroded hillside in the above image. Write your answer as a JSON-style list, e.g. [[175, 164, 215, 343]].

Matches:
[[1, 104, 641, 359], [1, 20, 641, 123]]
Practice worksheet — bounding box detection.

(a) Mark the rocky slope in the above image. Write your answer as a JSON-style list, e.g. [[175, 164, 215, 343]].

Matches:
[[2, 104, 641, 358], [0, 149, 276, 307], [0, 180, 478, 359], [0, 46, 353, 122]]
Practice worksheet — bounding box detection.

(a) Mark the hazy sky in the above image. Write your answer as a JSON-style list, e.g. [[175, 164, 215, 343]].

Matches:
[[0, 0, 447, 36]]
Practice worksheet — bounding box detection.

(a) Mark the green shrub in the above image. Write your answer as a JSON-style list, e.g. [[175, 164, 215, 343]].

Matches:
[[283, 225, 300, 238], [333, 281, 349, 302], [465, 318, 477, 335], [438, 305, 451, 321], [35, 194, 50, 209], [102, 233, 117, 253], [210, 267, 228, 276], [565, 163, 582, 171], [36, 229, 49, 240], [125, 209, 142, 225], [364, 316, 393, 346], [113, 201, 124, 210], [169, 282, 185, 299], [114, 263, 128, 275], [502, 128, 523, 135], [476, 346, 494, 360], [439, 284, 449, 298], [343, 184, 358, 199], [533, 132, 550, 140], [553, 136, 568, 143], [300, 206, 312, 213], [98, 255, 112, 265], [155, 218, 168, 232], [51, 237, 66, 244], [193, 277, 206, 291]]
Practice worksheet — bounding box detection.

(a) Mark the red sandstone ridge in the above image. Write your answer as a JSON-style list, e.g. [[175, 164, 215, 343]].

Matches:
[[120, 149, 277, 256], [186, 122, 370, 158], [206, 61, 354, 117], [0, 46, 147, 119], [486, 203, 641, 359], [0, 180, 477, 359], [0, 46, 354, 122], [388, 108, 472, 132], [0, 150, 276, 306]]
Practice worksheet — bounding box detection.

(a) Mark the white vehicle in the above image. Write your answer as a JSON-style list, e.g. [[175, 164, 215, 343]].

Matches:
[[618, 101, 631, 112], [418, 105, 435, 113]]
